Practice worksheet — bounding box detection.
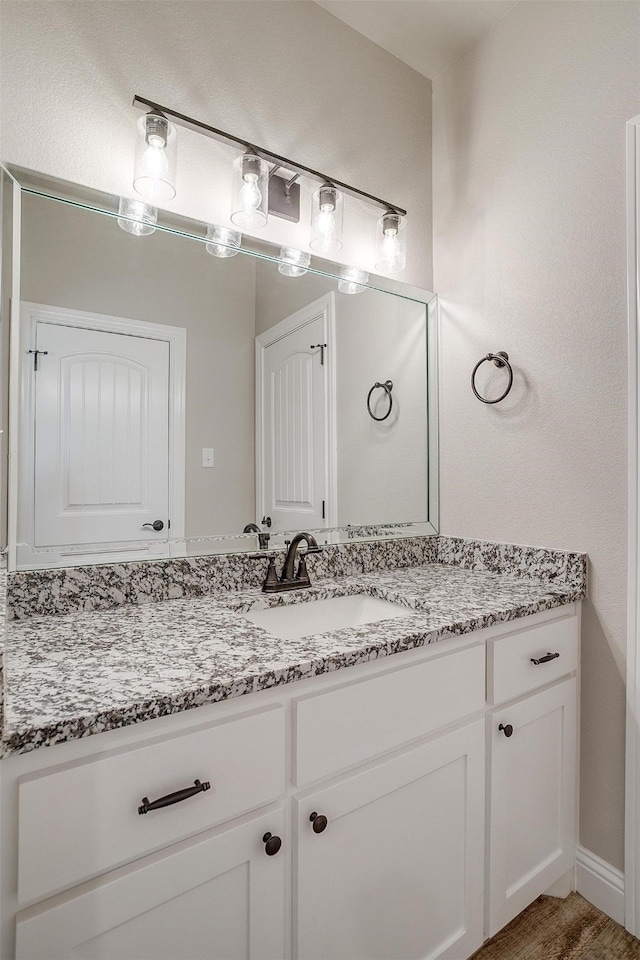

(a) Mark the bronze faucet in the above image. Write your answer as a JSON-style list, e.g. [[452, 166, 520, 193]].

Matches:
[[243, 522, 270, 551], [260, 532, 321, 593]]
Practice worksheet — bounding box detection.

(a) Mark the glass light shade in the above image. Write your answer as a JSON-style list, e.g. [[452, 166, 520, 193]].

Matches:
[[133, 113, 177, 203], [117, 197, 158, 236], [338, 266, 369, 295], [206, 224, 242, 258], [375, 212, 406, 275], [230, 153, 269, 230], [309, 185, 343, 254], [278, 247, 311, 278]]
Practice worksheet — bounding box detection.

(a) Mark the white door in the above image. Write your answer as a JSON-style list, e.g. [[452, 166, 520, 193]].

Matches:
[[488, 677, 577, 936], [296, 721, 485, 960], [33, 321, 170, 548], [16, 808, 286, 960], [257, 296, 335, 533]]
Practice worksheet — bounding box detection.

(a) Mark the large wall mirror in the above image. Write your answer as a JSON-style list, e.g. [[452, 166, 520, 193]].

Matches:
[[0, 165, 438, 570]]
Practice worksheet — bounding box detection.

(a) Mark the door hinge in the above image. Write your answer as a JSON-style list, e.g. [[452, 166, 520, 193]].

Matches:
[[168, 519, 171, 530], [322, 500, 326, 520], [28, 349, 48, 371], [310, 343, 327, 365]]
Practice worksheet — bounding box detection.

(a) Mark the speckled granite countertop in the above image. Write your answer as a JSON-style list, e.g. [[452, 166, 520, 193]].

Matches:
[[1, 562, 584, 757]]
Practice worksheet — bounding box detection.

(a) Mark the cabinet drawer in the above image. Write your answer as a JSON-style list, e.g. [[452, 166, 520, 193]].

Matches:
[[294, 642, 485, 786], [18, 704, 285, 906], [487, 614, 578, 705]]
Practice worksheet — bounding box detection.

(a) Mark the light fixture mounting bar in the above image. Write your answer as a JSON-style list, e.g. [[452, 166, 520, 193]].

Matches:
[[132, 95, 407, 217]]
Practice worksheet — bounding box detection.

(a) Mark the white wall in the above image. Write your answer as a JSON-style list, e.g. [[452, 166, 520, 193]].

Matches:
[[433, 0, 640, 870], [0, 0, 432, 289]]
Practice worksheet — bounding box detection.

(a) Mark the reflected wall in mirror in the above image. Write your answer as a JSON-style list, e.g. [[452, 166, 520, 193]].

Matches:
[[3, 168, 438, 570]]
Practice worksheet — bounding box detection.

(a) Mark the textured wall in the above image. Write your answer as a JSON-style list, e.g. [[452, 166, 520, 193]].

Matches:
[[0, 0, 432, 288], [433, 1, 640, 869]]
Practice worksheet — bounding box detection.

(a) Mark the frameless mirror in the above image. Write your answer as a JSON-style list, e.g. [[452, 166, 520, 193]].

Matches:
[[1, 166, 438, 570]]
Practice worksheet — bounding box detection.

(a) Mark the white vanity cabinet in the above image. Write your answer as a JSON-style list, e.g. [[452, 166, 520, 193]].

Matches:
[[1, 604, 580, 960], [486, 610, 579, 937], [296, 720, 485, 960], [15, 807, 287, 960]]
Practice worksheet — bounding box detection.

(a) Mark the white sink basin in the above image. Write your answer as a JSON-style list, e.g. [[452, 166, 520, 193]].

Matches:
[[243, 593, 413, 641]]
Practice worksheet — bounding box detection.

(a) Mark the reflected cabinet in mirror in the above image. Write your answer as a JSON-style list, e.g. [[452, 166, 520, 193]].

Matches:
[[1, 166, 438, 570]]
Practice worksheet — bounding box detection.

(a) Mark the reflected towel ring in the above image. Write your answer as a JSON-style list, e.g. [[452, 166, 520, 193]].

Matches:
[[367, 380, 393, 421], [471, 352, 513, 404]]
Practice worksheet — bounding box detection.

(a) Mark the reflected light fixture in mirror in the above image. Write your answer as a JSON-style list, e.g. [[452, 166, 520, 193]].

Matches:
[[375, 211, 406, 275], [117, 197, 158, 236], [230, 152, 269, 230], [278, 246, 310, 277], [133, 112, 177, 202], [206, 224, 242, 258], [310, 184, 343, 254], [338, 265, 369, 295]]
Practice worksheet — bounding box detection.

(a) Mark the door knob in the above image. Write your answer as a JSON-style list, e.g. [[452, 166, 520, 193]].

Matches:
[[309, 812, 328, 833], [143, 520, 164, 532], [263, 832, 282, 856], [498, 723, 514, 738]]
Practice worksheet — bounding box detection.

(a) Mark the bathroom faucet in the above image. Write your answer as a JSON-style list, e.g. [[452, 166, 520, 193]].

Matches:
[[259, 532, 321, 593], [243, 522, 270, 551]]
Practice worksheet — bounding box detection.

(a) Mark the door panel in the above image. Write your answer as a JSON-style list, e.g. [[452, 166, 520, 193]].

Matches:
[[16, 809, 286, 960], [296, 722, 485, 960], [488, 678, 577, 936], [260, 309, 328, 532], [34, 321, 170, 546]]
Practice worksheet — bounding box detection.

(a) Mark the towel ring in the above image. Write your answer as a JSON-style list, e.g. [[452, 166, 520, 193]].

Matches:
[[367, 380, 393, 421], [471, 352, 513, 404]]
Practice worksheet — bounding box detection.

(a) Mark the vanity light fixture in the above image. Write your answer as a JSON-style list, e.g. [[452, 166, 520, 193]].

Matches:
[[278, 247, 311, 277], [133, 112, 177, 202], [117, 197, 158, 236], [131, 96, 408, 274], [205, 224, 242, 258], [309, 184, 343, 254], [338, 266, 369, 295], [375, 211, 406, 275], [230, 152, 269, 230]]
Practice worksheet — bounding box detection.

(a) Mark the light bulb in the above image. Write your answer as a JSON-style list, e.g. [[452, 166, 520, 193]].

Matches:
[[141, 144, 170, 195], [231, 153, 268, 230], [317, 204, 336, 238], [375, 212, 406, 275], [133, 113, 177, 202], [310, 185, 343, 253], [239, 177, 262, 213]]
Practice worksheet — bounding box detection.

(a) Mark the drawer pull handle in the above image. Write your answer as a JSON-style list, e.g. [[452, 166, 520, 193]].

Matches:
[[138, 779, 210, 815], [531, 652, 560, 665], [263, 832, 282, 856], [498, 723, 514, 738], [310, 812, 328, 833]]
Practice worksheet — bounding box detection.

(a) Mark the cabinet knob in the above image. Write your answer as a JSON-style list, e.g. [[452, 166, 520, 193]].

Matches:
[[498, 723, 514, 738], [309, 811, 328, 833], [262, 832, 282, 856]]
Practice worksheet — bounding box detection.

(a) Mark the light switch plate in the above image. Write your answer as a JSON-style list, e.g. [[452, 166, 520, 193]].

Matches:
[[202, 448, 214, 468]]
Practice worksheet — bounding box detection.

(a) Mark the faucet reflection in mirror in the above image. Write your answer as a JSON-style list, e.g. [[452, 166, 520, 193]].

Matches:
[[130, 95, 408, 277]]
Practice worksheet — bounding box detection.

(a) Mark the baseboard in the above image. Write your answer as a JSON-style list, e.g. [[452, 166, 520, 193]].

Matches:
[[575, 845, 625, 925]]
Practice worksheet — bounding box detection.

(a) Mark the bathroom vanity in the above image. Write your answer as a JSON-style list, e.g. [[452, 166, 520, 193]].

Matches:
[[0, 539, 584, 960]]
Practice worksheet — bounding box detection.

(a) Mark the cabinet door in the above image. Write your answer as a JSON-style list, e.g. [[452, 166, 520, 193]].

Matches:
[[16, 808, 286, 960], [296, 721, 485, 960], [488, 677, 577, 937]]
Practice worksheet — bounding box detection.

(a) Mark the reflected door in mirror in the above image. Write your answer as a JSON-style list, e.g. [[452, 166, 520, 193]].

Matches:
[[259, 304, 331, 533], [33, 319, 170, 547]]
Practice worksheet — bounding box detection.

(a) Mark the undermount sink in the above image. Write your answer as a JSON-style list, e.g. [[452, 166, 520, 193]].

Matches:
[[243, 593, 413, 641]]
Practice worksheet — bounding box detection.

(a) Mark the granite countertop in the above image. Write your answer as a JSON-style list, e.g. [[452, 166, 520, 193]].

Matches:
[[0, 562, 585, 758]]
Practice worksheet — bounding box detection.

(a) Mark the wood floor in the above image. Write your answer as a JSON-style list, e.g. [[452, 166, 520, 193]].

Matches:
[[470, 894, 640, 959]]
